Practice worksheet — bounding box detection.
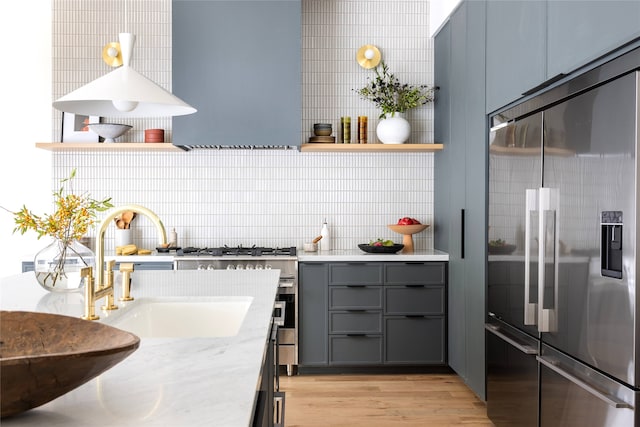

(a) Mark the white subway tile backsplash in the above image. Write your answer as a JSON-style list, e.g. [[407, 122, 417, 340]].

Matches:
[[52, 0, 435, 252]]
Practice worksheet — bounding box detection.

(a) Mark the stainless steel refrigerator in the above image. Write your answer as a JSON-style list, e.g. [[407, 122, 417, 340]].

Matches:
[[486, 47, 640, 426]]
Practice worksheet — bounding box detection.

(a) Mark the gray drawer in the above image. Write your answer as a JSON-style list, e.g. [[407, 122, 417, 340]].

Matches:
[[384, 316, 446, 364], [329, 263, 383, 285], [329, 286, 382, 310], [385, 262, 446, 285], [385, 286, 445, 315], [329, 311, 382, 334], [329, 335, 382, 365]]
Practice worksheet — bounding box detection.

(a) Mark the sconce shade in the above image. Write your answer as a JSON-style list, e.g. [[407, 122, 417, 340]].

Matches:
[[53, 33, 196, 118], [356, 44, 381, 69]]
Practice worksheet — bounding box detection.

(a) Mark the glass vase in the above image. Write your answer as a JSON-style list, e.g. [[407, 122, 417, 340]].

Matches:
[[33, 239, 96, 292]]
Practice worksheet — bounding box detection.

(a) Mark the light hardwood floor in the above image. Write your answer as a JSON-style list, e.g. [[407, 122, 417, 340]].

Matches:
[[279, 373, 494, 427]]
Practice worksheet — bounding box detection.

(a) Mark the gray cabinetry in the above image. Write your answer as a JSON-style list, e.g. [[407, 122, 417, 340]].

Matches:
[[299, 261, 447, 368], [484, 1, 640, 113], [547, 1, 640, 79], [385, 286, 444, 315], [385, 317, 445, 364], [485, 0, 545, 113], [328, 263, 383, 366], [434, 0, 486, 399], [172, 0, 301, 149], [435, 0, 640, 402], [383, 262, 447, 365], [298, 262, 328, 366]]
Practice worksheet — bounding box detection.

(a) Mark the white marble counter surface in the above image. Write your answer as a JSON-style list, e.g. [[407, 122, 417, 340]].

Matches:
[[297, 248, 449, 262], [107, 253, 175, 263], [0, 269, 280, 426]]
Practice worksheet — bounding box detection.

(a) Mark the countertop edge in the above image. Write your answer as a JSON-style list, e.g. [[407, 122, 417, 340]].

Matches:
[[297, 249, 449, 262]]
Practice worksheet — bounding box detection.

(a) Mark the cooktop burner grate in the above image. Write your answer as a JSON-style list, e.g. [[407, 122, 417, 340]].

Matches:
[[176, 245, 297, 257]]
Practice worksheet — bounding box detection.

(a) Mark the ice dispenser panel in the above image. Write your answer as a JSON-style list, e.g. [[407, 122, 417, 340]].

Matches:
[[601, 211, 623, 279]]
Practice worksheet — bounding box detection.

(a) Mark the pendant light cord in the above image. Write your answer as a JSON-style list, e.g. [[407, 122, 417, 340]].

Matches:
[[124, 0, 128, 33]]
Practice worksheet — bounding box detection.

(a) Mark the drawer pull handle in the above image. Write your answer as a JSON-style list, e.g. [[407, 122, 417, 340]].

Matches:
[[346, 285, 366, 288], [404, 315, 425, 318], [537, 356, 632, 409], [346, 333, 367, 337], [405, 284, 425, 288]]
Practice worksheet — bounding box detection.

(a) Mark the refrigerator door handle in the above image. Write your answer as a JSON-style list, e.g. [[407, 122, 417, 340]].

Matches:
[[537, 356, 633, 409], [524, 189, 538, 325], [485, 324, 538, 355], [538, 187, 559, 333]]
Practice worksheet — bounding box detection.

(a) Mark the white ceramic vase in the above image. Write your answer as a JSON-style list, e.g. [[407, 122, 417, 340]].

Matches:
[[376, 113, 410, 144]]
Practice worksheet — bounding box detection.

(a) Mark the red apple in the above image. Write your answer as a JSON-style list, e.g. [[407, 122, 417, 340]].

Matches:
[[398, 217, 414, 225]]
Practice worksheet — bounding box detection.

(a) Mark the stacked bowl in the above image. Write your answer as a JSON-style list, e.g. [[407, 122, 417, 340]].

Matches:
[[309, 123, 335, 143]]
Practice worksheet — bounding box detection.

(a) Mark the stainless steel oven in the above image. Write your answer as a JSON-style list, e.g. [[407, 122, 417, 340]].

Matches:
[[173, 247, 298, 375]]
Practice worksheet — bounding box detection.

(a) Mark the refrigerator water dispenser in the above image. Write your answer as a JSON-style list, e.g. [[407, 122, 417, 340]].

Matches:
[[601, 211, 623, 279]]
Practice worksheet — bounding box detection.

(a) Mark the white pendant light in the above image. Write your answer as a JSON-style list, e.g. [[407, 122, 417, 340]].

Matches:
[[53, 32, 196, 117]]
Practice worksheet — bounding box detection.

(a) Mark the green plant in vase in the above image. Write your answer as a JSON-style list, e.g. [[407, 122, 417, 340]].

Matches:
[[354, 61, 436, 144], [354, 61, 435, 119]]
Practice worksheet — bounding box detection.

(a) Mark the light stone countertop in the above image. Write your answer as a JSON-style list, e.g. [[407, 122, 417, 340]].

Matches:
[[0, 269, 280, 427], [22, 249, 450, 265], [297, 248, 449, 262]]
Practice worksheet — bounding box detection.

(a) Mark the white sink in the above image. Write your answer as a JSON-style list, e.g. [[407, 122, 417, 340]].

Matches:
[[102, 296, 253, 338]]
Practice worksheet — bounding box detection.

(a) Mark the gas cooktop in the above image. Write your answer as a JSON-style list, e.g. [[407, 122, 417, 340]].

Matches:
[[176, 246, 297, 257]]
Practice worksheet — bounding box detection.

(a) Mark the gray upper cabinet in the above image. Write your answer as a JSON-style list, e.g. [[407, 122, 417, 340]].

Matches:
[[485, 1, 545, 113], [547, 1, 640, 78], [485, 1, 640, 113], [172, 0, 301, 149]]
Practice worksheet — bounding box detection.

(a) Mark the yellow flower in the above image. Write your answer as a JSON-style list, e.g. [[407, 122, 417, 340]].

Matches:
[[4, 169, 113, 243]]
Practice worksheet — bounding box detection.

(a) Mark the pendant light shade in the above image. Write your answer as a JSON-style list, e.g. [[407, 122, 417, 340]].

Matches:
[[53, 33, 196, 118]]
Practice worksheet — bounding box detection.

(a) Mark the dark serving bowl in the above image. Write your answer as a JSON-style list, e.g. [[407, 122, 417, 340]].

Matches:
[[358, 243, 404, 254], [488, 244, 517, 255]]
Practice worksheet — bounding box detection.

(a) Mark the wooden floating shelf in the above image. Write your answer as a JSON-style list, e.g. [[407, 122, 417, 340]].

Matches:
[[36, 142, 183, 152], [36, 142, 444, 154], [300, 143, 444, 153]]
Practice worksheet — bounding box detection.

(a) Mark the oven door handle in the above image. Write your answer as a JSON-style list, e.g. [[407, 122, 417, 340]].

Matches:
[[273, 301, 286, 327], [279, 279, 295, 288]]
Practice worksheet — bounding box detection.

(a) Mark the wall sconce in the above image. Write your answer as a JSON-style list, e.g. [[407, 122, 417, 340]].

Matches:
[[102, 42, 123, 68], [356, 45, 381, 69]]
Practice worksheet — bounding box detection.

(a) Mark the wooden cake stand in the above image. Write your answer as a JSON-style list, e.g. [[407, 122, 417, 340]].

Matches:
[[387, 224, 429, 253]]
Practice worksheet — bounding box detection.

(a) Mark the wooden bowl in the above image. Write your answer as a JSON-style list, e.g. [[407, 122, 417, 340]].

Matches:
[[1, 311, 140, 417], [387, 224, 429, 253]]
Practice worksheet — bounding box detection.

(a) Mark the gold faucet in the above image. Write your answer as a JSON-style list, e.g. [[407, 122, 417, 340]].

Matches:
[[82, 204, 168, 320]]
